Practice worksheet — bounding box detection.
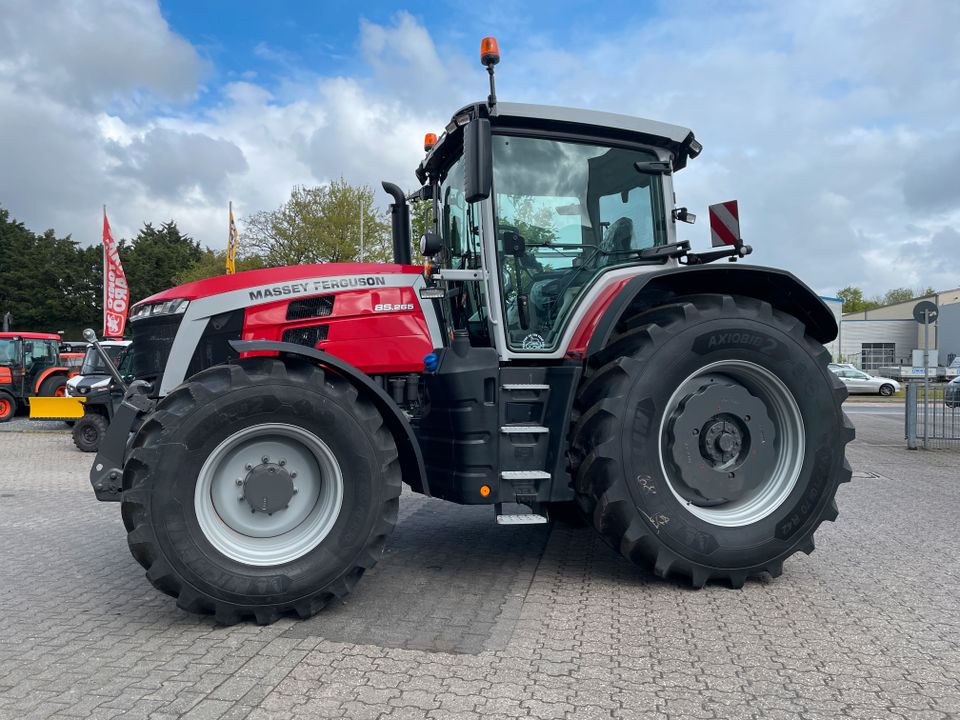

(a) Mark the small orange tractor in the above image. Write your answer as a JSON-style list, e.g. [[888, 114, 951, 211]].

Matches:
[[0, 332, 79, 421]]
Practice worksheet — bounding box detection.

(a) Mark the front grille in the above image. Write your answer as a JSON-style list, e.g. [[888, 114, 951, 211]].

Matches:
[[129, 315, 182, 382], [186, 310, 244, 379], [282, 325, 329, 348], [286, 295, 334, 320]]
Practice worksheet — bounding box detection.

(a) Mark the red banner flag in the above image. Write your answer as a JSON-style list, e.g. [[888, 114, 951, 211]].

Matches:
[[102, 210, 129, 338]]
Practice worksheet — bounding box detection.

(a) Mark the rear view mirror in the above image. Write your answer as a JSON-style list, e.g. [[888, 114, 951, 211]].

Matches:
[[464, 118, 492, 202]]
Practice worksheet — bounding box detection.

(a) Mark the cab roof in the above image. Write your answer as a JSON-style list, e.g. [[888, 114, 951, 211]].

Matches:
[[417, 100, 699, 181], [0, 332, 60, 340]]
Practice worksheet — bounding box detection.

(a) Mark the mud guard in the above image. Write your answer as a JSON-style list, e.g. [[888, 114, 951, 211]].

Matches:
[[34, 367, 71, 394], [586, 264, 837, 357], [230, 339, 430, 497]]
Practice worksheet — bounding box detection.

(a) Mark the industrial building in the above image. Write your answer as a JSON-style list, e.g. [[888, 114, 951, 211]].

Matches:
[[836, 287, 960, 375]]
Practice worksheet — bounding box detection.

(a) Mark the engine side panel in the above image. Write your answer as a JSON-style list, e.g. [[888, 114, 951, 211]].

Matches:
[[243, 286, 434, 374]]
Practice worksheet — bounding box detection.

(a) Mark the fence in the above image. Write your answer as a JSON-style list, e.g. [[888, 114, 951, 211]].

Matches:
[[905, 382, 960, 449]]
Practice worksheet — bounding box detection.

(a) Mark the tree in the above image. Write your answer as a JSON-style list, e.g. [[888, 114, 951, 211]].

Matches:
[[882, 288, 914, 305], [243, 179, 390, 266], [836, 286, 881, 314], [120, 221, 202, 303], [175, 249, 266, 285]]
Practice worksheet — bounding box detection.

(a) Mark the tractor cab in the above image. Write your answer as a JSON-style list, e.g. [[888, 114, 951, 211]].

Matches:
[[0, 332, 73, 421], [414, 91, 702, 359]]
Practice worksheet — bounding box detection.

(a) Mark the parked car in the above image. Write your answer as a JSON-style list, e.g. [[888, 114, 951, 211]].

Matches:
[[945, 376, 960, 408], [829, 366, 901, 396]]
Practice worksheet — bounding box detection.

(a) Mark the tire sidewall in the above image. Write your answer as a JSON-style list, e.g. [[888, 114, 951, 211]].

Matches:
[[620, 314, 843, 568], [146, 380, 389, 606]]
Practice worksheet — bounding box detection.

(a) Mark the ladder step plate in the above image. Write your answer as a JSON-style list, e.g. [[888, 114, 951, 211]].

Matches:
[[496, 513, 549, 525], [502, 384, 550, 391], [501, 470, 551, 480], [500, 425, 549, 434]]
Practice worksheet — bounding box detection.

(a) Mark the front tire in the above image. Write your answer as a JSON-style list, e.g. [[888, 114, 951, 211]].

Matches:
[[0, 394, 16, 422], [879, 384, 894, 396], [73, 413, 108, 452], [120, 358, 401, 624], [571, 294, 853, 588]]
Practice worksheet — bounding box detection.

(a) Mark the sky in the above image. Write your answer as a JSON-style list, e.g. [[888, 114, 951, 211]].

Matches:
[[0, 0, 958, 297]]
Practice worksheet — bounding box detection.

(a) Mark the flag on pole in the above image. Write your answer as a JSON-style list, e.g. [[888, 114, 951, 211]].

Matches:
[[226, 202, 238, 274], [102, 208, 129, 338]]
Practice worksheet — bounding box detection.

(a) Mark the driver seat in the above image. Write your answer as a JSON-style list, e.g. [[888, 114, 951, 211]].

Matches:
[[599, 217, 634, 266]]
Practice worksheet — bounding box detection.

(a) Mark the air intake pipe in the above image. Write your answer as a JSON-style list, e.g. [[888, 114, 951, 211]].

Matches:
[[382, 181, 412, 265]]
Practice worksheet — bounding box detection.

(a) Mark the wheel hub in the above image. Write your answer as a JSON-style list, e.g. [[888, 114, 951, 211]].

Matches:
[[242, 462, 296, 514], [668, 379, 778, 506]]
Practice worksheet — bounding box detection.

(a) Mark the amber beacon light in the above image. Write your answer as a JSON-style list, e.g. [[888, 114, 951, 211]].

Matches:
[[423, 132, 438, 152], [480, 37, 500, 66]]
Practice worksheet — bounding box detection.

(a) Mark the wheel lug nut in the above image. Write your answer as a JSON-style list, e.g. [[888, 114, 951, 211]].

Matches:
[[293, 487, 298, 494], [692, 429, 699, 436], [290, 472, 297, 479], [245, 464, 252, 471], [236, 479, 243, 486], [279, 458, 286, 466], [262, 456, 270, 464], [728, 472, 735, 478], [238, 496, 244, 502]]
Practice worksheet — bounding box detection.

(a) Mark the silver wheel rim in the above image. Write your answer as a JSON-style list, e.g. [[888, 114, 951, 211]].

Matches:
[[195, 423, 343, 566], [657, 360, 805, 528]]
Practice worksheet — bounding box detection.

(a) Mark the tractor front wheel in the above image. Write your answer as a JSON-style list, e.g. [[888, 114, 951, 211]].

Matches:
[[0, 394, 15, 422], [572, 294, 853, 588], [120, 357, 401, 624]]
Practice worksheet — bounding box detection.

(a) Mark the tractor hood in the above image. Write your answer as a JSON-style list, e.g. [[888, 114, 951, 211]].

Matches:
[[134, 263, 424, 308]]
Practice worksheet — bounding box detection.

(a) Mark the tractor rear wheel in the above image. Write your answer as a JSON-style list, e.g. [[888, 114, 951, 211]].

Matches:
[[120, 357, 401, 625], [73, 413, 108, 452], [39, 374, 67, 397], [571, 294, 853, 588]]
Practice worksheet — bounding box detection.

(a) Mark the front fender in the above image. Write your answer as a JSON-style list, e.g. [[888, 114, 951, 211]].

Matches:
[[230, 339, 430, 497], [586, 264, 837, 357]]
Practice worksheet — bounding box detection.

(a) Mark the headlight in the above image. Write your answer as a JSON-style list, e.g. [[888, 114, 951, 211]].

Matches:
[[130, 298, 189, 321], [78, 386, 89, 395]]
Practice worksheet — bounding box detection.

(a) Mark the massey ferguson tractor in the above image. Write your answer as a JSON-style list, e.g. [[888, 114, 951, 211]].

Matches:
[[89, 38, 853, 625]]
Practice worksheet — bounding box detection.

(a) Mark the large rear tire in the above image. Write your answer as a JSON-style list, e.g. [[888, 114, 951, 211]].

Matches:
[[120, 357, 401, 624], [39, 374, 67, 397], [571, 294, 853, 588]]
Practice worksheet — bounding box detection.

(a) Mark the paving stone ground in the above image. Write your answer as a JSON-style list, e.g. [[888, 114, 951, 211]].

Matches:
[[0, 408, 958, 719]]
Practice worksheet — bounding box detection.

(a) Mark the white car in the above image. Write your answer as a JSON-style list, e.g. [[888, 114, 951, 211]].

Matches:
[[829, 366, 901, 396]]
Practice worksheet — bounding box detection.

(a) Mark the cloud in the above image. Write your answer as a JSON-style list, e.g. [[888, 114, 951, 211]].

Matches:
[[109, 128, 247, 202], [0, 1, 957, 297]]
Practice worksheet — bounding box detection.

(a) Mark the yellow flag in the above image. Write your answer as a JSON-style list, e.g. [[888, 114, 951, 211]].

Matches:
[[226, 202, 238, 274]]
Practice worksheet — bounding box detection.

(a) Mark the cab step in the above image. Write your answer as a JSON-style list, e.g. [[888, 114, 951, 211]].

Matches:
[[501, 383, 550, 391], [501, 470, 551, 480], [495, 502, 548, 525], [500, 425, 549, 434]]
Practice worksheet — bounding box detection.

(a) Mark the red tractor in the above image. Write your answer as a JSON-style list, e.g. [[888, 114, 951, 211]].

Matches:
[[0, 332, 77, 421], [89, 40, 852, 625]]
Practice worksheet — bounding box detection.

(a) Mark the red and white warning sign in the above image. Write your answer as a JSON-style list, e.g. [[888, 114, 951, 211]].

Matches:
[[709, 200, 740, 247]]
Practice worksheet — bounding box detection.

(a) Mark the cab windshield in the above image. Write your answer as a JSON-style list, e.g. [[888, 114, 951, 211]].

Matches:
[[80, 345, 127, 375], [492, 134, 667, 351]]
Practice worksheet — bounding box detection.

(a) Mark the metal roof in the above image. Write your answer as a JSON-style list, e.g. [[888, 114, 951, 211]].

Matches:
[[491, 102, 694, 145]]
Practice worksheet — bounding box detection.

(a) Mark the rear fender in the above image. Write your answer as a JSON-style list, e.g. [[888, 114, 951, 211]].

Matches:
[[230, 339, 430, 497], [585, 265, 837, 358]]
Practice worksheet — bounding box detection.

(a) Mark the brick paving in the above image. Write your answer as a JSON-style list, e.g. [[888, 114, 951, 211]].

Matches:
[[0, 410, 958, 719]]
